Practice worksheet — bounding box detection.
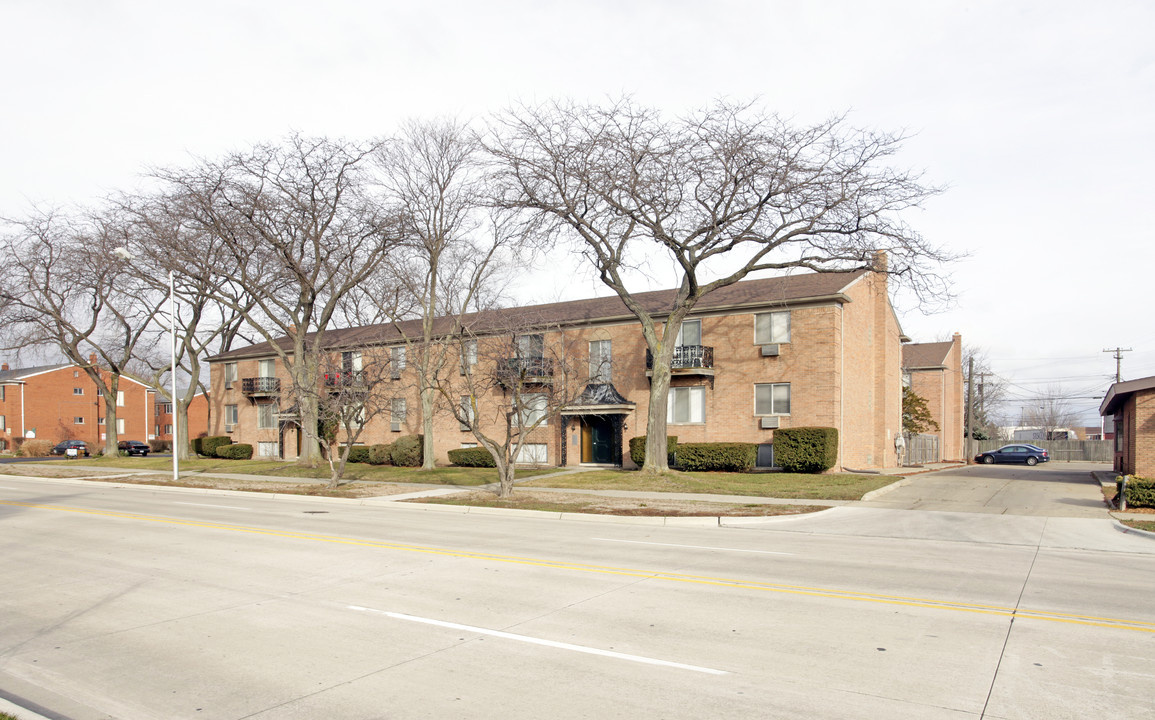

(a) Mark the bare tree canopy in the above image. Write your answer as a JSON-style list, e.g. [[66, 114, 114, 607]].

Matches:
[[486, 98, 952, 471]]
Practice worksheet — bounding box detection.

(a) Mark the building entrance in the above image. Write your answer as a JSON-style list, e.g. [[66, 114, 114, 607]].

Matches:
[[581, 415, 615, 464]]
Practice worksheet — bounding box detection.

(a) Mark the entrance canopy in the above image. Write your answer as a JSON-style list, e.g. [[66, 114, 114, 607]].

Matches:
[[560, 383, 636, 416]]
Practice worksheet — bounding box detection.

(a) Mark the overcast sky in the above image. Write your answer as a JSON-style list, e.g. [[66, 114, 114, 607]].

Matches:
[[2, 0, 1151, 427]]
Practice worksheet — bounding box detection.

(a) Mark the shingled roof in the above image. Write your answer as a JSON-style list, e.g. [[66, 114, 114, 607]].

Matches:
[[902, 341, 954, 369], [0, 363, 73, 382], [209, 269, 868, 362]]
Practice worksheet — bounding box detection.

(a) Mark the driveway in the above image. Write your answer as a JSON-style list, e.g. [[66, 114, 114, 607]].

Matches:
[[859, 461, 1110, 517]]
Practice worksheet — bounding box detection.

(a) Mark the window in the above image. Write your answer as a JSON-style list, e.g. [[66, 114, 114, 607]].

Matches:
[[116, 418, 125, 434], [461, 442, 478, 449], [74, 370, 79, 378], [589, 340, 612, 383], [668, 386, 705, 424], [98, 417, 106, 425], [225, 404, 239, 429], [117, 391, 125, 407], [902, 372, 912, 389], [224, 363, 237, 389], [517, 334, 544, 358], [0, 415, 5, 431], [258, 441, 279, 458], [516, 443, 548, 464], [258, 403, 278, 429], [391, 347, 406, 379], [676, 320, 701, 347], [155, 425, 161, 436], [754, 311, 790, 344], [755, 383, 791, 416], [460, 339, 477, 374], [74, 416, 85, 424], [514, 393, 548, 427], [0, 386, 5, 401], [257, 359, 275, 378], [391, 398, 406, 432], [342, 351, 363, 373], [73, 387, 84, 395], [460, 396, 475, 431]]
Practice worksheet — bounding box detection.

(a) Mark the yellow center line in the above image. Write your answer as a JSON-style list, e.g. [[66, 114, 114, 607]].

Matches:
[[6, 499, 1153, 634]]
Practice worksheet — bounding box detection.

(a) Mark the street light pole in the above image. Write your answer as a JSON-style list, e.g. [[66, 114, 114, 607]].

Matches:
[[169, 269, 178, 482]]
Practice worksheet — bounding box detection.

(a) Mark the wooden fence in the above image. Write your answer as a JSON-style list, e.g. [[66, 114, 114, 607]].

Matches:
[[904, 433, 940, 465], [974, 439, 1112, 463]]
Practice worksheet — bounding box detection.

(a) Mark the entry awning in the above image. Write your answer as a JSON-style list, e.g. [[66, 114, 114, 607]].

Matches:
[[560, 383, 636, 415]]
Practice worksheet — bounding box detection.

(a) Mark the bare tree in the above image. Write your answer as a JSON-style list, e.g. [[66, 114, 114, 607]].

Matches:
[[153, 134, 401, 467], [0, 207, 164, 455], [314, 344, 396, 488], [963, 346, 1005, 440], [486, 98, 951, 473], [1023, 386, 1080, 440]]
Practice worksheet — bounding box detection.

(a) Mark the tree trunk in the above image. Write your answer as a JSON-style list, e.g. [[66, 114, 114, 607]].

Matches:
[[494, 455, 517, 498], [421, 384, 435, 470], [103, 399, 119, 457], [643, 362, 672, 473], [175, 401, 191, 460]]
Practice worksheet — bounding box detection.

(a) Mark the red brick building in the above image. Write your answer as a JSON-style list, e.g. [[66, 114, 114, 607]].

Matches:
[[0, 362, 154, 451], [1100, 376, 1155, 477], [902, 335, 965, 461], [154, 392, 211, 446], [208, 267, 911, 470]]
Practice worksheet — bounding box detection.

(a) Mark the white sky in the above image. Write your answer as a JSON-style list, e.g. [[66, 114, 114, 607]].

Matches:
[[2, 0, 1152, 426]]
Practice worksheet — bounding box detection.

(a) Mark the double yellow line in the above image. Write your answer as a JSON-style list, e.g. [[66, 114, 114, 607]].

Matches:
[[6, 499, 1153, 634]]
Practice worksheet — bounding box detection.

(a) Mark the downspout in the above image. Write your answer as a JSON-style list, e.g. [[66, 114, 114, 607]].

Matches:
[[20, 383, 25, 438], [839, 304, 845, 470]]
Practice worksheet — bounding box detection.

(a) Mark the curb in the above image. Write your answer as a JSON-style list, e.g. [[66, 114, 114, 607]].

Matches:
[[0, 696, 54, 720], [860, 477, 912, 501]]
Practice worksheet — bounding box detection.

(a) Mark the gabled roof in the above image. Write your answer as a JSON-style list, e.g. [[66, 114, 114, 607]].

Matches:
[[210, 269, 868, 362], [1100, 375, 1155, 416], [0, 363, 73, 382], [902, 341, 954, 369]]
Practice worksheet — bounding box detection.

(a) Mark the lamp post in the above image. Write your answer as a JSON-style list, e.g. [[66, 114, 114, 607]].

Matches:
[[114, 248, 178, 481]]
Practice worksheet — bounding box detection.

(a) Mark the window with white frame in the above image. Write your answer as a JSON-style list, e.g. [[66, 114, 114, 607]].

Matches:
[[258, 359, 276, 378], [391, 347, 406, 379], [258, 441, 279, 458], [901, 371, 912, 389], [460, 339, 477, 373], [517, 334, 545, 358], [514, 393, 548, 427], [165, 424, 173, 435], [675, 319, 701, 347], [0, 385, 5, 401], [516, 443, 548, 464], [755, 383, 791, 415], [342, 350, 363, 373], [460, 396, 474, 431], [0, 415, 5, 431], [73, 387, 84, 395], [589, 340, 612, 383], [391, 398, 406, 432], [98, 417, 105, 425], [117, 391, 125, 407], [74, 416, 85, 424], [225, 404, 238, 429], [224, 362, 237, 389], [117, 418, 125, 434], [257, 403, 278, 429], [667, 386, 705, 424], [461, 442, 478, 448], [754, 311, 790, 344]]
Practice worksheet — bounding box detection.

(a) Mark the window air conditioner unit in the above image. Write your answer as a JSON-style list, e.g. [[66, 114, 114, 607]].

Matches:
[[391, 422, 402, 432], [225, 424, 236, 433], [760, 416, 780, 429], [761, 344, 780, 357]]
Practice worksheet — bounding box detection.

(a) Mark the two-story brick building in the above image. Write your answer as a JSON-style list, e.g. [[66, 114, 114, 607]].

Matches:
[[154, 392, 211, 446], [207, 266, 910, 470], [0, 361, 155, 451], [1100, 375, 1155, 477], [902, 335, 965, 461]]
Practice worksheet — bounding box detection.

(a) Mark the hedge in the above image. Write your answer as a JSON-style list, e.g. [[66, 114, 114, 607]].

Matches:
[[196, 435, 233, 457], [447, 447, 497, 467], [773, 427, 839, 473], [368, 444, 392, 465], [149, 439, 170, 453], [676, 442, 758, 472], [628, 436, 678, 467], [345, 446, 371, 464], [1124, 477, 1155, 508], [21, 439, 54, 457], [215, 443, 253, 460], [390, 434, 424, 467]]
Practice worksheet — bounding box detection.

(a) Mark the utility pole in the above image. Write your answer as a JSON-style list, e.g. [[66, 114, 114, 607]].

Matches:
[[1103, 347, 1131, 383], [966, 356, 975, 463]]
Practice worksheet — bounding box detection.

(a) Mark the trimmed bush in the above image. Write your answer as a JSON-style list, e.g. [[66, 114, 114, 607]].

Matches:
[[1124, 477, 1155, 508], [21, 439, 55, 457], [448, 447, 497, 467], [215, 443, 253, 460], [368, 444, 392, 465], [149, 439, 170, 453], [774, 427, 839, 473], [345, 446, 371, 464], [628, 435, 678, 467], [676, 442, 758, 472], [196, 435, 233, 458], [389, 435, 424, 467]]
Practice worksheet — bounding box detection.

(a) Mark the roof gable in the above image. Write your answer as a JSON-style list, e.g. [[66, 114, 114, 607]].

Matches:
[[903, 341, 954, 369]]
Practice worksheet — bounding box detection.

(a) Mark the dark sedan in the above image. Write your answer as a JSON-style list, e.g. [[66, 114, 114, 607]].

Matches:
[[118, 440, 150, 456], [974, 444, 1049, 466], [50, 440, 90, 457]]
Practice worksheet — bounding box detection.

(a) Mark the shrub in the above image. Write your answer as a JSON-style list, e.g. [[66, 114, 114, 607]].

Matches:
[[149, 439, 169, 453], [447, 447, 497, 467], [196, 435, 233, 457], [21, 439, 54, 457], [774, 427, 839, 473], [676, 442, 758, 472], [345, 446, 371, 464], [628, 435, 678, 467], [390, 434, 424, 467], [1124, 477, 1155, 508], [214, 443, 253, 460], [368, 444, 392, 465]]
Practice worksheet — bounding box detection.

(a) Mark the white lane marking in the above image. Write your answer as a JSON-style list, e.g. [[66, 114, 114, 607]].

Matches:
[[592, 538, 794, 555], [348, 606, 728, 675], [172, 501, 249, 510]]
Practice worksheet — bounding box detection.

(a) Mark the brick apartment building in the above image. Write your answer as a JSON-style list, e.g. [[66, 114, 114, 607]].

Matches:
[[207, 266, 910, 470], [902, 335, 965, 461], [154, 392, 211, 446], [0, 361, 155, 451], [1100, 375, 1155, 477]]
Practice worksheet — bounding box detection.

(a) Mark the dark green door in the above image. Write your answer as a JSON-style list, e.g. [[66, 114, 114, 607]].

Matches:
[[589, 416, 614, 464]]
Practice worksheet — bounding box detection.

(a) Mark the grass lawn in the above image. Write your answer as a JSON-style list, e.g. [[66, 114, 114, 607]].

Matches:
[[410, 490, 828, 517], [36, 456, 559, 487], [518, 468, 896, 501], [1122, 519, 1155, 532]]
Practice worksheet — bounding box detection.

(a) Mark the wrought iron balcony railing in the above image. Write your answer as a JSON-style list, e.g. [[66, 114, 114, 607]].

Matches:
[[496, 356, 555, 383], [645, 345, 714, 371], [241, 377, 280, 396]]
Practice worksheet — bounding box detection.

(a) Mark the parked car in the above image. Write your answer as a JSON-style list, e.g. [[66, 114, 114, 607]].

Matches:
[[974, 444, 1049, 466], [118, 440, 150, 456], [51, 440, 90, 457]]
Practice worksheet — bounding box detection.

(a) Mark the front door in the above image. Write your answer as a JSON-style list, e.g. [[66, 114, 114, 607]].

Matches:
[[582, 416, 615, 464]]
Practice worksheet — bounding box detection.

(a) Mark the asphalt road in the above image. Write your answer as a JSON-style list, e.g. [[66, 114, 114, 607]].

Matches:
[[1, 467, 1153, 719]]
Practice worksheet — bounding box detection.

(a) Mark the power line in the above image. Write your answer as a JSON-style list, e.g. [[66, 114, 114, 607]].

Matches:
[[1103, 347, 1132, 383]]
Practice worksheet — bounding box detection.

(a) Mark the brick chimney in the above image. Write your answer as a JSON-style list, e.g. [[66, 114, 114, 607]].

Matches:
[[89, 352, 98, 365], [1, 363, 8, 371]]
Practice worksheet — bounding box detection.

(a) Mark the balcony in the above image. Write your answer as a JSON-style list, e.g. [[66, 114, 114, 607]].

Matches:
[[497, 356, 555, 386], [646, 345, 715, 377], [241, 377, 280, 397], [324, 371, 367, 395]]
